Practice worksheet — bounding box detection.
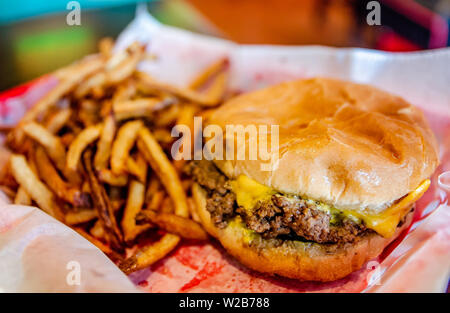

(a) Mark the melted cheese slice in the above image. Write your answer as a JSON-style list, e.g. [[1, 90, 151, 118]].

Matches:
[[231, 175, 430, 238], [230, 175, 275, 214]]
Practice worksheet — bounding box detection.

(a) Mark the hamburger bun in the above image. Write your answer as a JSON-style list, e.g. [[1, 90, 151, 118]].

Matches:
[[193, 183, 414, 282], [208, 78, 439, 213]]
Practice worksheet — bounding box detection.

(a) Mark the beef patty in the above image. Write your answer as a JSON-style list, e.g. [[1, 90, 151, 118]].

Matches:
[[186, 160, 370, 244]]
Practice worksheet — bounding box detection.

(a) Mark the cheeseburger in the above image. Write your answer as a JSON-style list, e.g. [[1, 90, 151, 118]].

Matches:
[[188, 78, 439, 282]]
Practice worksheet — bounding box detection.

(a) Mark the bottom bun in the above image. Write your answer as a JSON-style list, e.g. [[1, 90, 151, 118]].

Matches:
[[192, 183, 413, 282]]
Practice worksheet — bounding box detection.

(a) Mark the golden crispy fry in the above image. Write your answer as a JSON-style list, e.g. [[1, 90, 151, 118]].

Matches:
[[24, 56, 104, 124], [83, 150, 123, 250], [35, 146, 89, 207], [65, 210, 97, 225], [4, 40, 232, 273], [100, 99, 113, 117], [187, 197, 201, 223], [90, 219, 106, 239], [8, 56, 103, 148], [79, 99, 100, 127], [119, 233, 180, 274], [173, 104, 196, 169], [74, 72, 106, 98], [153, 128, 174, 144], [126, 153, 148, 184], [94, 115, 116, 171], [10, 154, 61, 219], [112, 80, 137, 102], [67, 124, 102, 171], [113, 98, 171, 121], [60, 133, 75, 147], [122, 180, 150, 242], [188, 58, 228, 90], [44, 108, 71, 134], [75, 227, 123, 261], [145, 176, 161, 203], [137, 127, 189, 217], [137, 71, 221, 107], [98, 169, 129, 186], [137, 210, 208, 240], [22, 122, 67, 172], [107, 42, 144, 84], [14, 186, 31, 205], [154, 103, 180, 127], [182, 179, 192, 192], [160, 197, 174, 214], [99, 37, 114, 58], [203, 70, 228, 103], [147, 190, 165, 211], [111, 120, 143, 174]]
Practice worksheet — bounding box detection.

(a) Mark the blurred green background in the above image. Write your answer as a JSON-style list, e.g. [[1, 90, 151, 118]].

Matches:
[[0, 0, 216, 91]]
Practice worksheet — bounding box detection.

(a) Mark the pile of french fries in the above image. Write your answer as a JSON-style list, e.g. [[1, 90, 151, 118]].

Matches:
[[0, 38, 229, 274]]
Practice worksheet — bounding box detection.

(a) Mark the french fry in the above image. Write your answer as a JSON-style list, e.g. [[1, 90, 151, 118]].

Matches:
[[137, 127, 189, 218], [22, 122, 67, 173], [173, 104, 196, 170], [67, 124, 102, 171], [74, 72, 106, 98], [119, 233, 180, 274], [112, 79, 137, 102], [154, 103, 180, 127], [83, 150, 123, 250], [79, 99, 100, 127], [188, 58, 228, 90], [23, 56, 104, 124], [9, 154, 61, 219], [94, 115, 116, 171], [90, 219, 106, 239], [44, 108, 71, 134], [111, 120, 143, 174], [137, 71, 222, 107], [98, 169, 129, 186], [65, 210, 97, 225], [4, 39, 231, 274], [147, 190, 165, 211], [136, 210, 208, 240], [113, 98, 172, 121], [126, 153, 148, 184], [187, 197, 201, 223], [14, 186, 31, 205], [145, 176, 161, 203], [153, 128, 174, 144], [35, 146, 90, 207], [203, 70, 228, 103], [160, 196, 174, 214], [107, 42, 144, 84], [98, 37, 114, 58], [121, 180, 150, 242], [75, 227, 123, 261]]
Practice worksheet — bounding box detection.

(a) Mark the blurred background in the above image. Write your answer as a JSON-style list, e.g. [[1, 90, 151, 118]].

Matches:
[[0, 0, 449, 91]]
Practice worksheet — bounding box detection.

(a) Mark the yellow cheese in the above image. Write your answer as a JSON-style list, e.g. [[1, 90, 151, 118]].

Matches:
[[230, 175, 430, 239], [353, 179, 430, 238], [230, 175, 275, 214]]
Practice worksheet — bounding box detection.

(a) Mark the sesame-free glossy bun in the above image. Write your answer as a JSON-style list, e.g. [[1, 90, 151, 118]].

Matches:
[[208, 78, 438, 212], [192, 183, 413, 282]]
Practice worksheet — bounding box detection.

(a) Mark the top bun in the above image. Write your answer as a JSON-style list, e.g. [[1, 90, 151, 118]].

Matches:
[[208, 78, 439, 213]]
